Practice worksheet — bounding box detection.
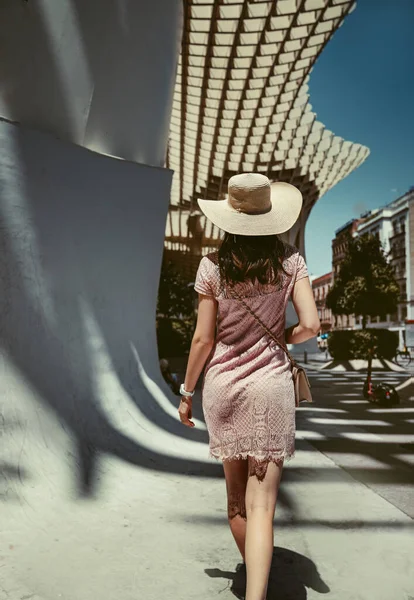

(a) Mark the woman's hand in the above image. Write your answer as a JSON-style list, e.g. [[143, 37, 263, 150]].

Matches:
[[178, 397, 195, 428]]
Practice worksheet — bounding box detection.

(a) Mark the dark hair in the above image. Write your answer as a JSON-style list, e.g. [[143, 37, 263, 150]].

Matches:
[[218, 232, 288, 287]]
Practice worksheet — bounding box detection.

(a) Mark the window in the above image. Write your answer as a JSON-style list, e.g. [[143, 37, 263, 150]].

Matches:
[[392, 220, 400, 236]]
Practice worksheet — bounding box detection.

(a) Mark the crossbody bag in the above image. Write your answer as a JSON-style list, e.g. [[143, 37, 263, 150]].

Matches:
[[231, 289, 313, 408]]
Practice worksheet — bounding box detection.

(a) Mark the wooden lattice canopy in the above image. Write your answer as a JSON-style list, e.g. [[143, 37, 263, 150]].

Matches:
[[165, 0, 369, 260]]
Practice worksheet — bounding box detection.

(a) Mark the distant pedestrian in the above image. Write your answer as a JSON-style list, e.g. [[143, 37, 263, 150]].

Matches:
[[159, 358, 180, 396], [178, 173, 319, 600]]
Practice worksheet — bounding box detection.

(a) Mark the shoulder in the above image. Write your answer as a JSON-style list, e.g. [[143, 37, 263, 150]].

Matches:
[[198, 251, 219, 274], [281, 242, 301, 268], [195, 251, 220, 296], [203, 251, 219, 267], [280, 243, 308, 282], [283, 245, 308, 281], [281, 242, 299, 258], [282, 243, 306, 262]]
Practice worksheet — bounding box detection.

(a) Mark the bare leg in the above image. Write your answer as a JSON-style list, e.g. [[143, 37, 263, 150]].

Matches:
[[223, 458, 249, 561], [245, 459, 283, 600]]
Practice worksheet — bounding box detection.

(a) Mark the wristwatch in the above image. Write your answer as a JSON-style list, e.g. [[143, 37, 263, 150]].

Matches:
[[179, 383, 195, 397]]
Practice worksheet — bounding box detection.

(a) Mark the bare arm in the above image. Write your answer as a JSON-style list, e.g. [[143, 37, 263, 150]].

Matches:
[[183, 294, 217, 393], [286, 276, 320, 345]]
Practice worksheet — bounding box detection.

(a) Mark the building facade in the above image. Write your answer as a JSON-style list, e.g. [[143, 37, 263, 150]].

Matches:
[[331, 218, 363, 329], [355, 188, 414, 328], [331, 188, 414, 344], [332, 218, 363, 277], [312, 272, 333, 333]]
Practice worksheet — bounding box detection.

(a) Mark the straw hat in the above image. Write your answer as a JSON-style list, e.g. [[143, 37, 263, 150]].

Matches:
[[197, 173, 302, 236]]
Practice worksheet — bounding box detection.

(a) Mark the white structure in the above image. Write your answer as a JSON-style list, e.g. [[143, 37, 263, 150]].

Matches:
[[355, 188, 414, 339], [1, 0, 227, 504], [165, 0, 369, 264]]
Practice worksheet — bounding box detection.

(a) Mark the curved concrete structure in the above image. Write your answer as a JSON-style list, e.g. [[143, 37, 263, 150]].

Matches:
[[165, 0, 369, 258], [0, 0, 182, 165], [0, 0, 225, 510]]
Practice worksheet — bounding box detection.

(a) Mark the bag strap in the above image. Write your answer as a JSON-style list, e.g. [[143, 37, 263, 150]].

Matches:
[[229, 288, 297, 368]]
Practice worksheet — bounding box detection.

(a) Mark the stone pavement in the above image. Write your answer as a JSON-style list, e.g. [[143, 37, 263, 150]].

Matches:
[[1, 356, 414, 600], [300, 368, 414, 518]]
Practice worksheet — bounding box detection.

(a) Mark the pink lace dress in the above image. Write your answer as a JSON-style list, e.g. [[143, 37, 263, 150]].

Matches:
[[194, 244, 308, 479]]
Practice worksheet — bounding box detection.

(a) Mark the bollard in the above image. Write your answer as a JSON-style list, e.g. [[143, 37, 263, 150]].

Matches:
[[304, 351, 308, 364]]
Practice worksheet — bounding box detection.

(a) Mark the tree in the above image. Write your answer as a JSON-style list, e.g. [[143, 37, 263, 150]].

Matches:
[[156, 258, 196, 357], [157, 259, 194, 319], [326, 233, 400, 329]]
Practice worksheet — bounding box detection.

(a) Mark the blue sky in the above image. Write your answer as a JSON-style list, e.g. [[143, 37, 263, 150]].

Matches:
[[305, 0, 414, 277]]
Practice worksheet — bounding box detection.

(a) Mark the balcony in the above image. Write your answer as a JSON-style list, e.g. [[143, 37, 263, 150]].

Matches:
[[389, 230, 406, 243], [391, 248, 406, 260]]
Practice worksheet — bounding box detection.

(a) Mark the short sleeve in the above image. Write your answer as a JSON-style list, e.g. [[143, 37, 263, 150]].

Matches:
[[295, 253, 309, 282], [194, 257, 214, 297]]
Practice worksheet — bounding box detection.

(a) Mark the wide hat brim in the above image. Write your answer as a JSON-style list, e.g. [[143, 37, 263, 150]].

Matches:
[[197, 181, 303, 236]]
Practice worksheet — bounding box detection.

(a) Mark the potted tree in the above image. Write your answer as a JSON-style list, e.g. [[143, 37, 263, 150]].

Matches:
[[327, 234, 400, 404], [327, 233, 400, 331]]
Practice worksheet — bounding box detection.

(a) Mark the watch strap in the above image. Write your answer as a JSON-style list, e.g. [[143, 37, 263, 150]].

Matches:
[[180, 383, 194, 397]]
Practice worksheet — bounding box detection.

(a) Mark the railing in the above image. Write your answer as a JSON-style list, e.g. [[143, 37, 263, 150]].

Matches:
[[389, 230, 406, 242], [391, 248, 406, 259]]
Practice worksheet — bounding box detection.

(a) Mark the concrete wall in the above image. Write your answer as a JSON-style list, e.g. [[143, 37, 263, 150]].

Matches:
[[0, 2, 224, 499], [0, 0, 182, 165]]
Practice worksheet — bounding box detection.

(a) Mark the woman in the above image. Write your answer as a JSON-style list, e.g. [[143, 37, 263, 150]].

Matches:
[[178, 173, 319, 600]]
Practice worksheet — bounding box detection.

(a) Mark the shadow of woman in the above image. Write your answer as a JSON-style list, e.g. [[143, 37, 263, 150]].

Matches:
[[266, 547, 330, 599], [205, 546, 330, 600]]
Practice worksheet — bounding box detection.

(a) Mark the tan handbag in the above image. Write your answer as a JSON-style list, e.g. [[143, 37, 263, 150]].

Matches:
[[231, 290, 313, 407]]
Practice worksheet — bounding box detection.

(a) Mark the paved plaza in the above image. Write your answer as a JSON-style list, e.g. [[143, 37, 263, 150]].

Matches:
[[1, 358, 414, 600]]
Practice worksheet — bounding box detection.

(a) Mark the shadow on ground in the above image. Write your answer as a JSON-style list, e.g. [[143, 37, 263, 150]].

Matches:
[[0, 119, 222, 502], [206, 546, 329, 600], [0, 414, 29, 501]]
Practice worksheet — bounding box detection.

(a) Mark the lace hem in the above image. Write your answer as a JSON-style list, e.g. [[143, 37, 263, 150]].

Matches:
[[209, 448, 295, 462], [209, 449, 295, 481]]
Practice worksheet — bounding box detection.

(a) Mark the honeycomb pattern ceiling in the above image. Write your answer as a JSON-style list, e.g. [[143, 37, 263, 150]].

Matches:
[[165, 0, 369, 253]]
